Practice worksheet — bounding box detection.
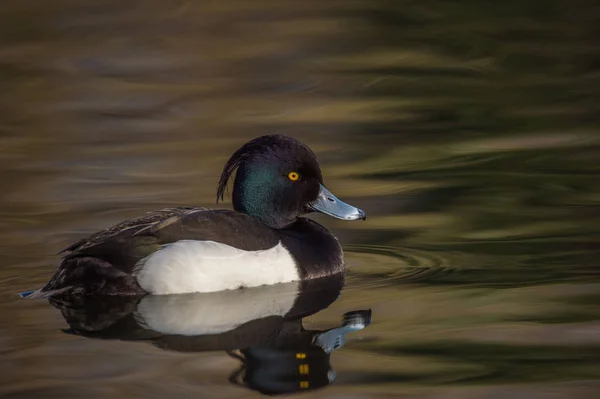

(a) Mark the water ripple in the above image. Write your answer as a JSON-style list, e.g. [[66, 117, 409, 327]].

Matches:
[[344, 244, 454, 288]]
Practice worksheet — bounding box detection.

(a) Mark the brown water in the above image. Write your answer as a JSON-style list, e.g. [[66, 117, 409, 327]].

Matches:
[[1, 1, 600, 398]]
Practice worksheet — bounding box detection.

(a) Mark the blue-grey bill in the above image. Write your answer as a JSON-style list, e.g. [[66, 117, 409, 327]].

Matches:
[[309, 184, 366, 221]]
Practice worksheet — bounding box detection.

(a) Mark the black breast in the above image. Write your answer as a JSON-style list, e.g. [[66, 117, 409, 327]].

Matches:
[[279, 218, 344, 279]]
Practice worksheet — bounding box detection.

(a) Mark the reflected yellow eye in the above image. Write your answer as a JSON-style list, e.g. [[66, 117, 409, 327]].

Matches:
[[288, 171, 300, 181], [298, 364, 309, 374]]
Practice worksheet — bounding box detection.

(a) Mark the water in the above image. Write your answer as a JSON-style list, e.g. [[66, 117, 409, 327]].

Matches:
[[1, 1, 600, 398]]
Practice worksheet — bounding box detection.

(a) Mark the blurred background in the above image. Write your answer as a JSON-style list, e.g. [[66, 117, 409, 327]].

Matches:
[[1, 1, 599, 398]]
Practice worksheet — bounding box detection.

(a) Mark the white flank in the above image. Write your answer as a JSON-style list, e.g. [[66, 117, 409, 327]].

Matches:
[[134, 281, 300, 335], [134, 240, 299, 295]]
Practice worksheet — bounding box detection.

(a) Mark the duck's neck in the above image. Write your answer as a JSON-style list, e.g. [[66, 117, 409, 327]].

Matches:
[[232, 165, 296, 229]]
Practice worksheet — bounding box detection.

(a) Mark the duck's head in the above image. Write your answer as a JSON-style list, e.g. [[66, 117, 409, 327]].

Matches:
[[217, 135, 366, 229]]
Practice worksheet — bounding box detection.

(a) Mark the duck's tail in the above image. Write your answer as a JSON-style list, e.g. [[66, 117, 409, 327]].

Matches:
[[19, 286, 72, 299], [18, 290, 36, 298], [20, 256, 145, 298]]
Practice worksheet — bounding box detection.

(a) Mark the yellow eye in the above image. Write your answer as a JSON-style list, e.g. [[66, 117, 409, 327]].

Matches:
[[288, 171, 300, 181]]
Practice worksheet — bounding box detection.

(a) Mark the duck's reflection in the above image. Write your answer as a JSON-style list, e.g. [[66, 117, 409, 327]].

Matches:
[[49, 274, 371, 395]]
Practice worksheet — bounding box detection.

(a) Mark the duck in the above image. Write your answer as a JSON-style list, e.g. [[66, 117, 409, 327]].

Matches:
[[29, 135, 366, 297]]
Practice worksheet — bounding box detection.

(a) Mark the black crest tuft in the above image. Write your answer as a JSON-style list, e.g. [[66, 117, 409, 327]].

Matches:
[[216, 135, 316, 203]]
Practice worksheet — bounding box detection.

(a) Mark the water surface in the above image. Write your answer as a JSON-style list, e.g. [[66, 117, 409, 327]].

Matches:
[[1, 1, 600, 398]]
